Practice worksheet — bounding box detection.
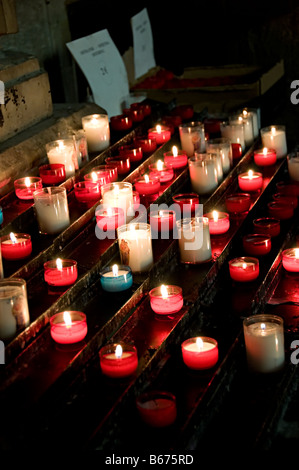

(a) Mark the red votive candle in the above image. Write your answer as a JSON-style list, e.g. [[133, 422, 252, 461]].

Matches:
[[149, 285, 183, 315], [95, 206, 125, 232], [88, 164, 118, 183], [164, 145, 188, 169], [133, 136, 157, 154], [243, 234, 272, 256], [136, 391, 177, 428], [44, 258, 78, 286], [148, 159, 174, 183], [273, 193, 298, 209], [268, 201, 294, 220], [231, 142, 243, 160], [123, 106, 144, 123], [74, 181, 101, 203], [225, 193, 251, 214], [119, 144, 143, 163], [253, 218, 280, 238], [134, 174, 160, 196], [204, 211, 230, 235], [238, 170, 263, 192], [130, 102, 151, 116], [254, 147, 277, 166], [0, 232, 32, 260], [229, 257, 259, 282], [276, 181, 299, 197], [105, 155, 130, 175], [84, 169, 111, 186], [39, 164, 66, 185], [14, 176, 42, 200], [50, 311, 87, 344], [181, 337, 219, 370], [148, 125, 171, 145], [172, 193, 200, 216], [99, 342, 138, 378], [149, 210, 176, 234], [282, 248, 299, 272], [161, 114, 182, 129], [172, 104, 194, 120], [110, 114, 132, 131]]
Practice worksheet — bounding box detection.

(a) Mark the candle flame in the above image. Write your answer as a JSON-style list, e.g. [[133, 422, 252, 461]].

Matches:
[[144, 174, 150, 183], [242, 263, 247, 270], [106, 207, 113, 216], [63, 311, 72, 327], [248, 169, 253, 179], [112, 264, 119, 277], [156, 125, 161, 134], [115, 344, 123, 358], [238, 116, 243, 123], [271, 126, 276, 135], [161, 284, 168, 299], [243, 110, 248, 117], [56, 258, 63, 270], [25, 177, 31, 187], [212, 210, 219, 222], [157, 159, 163, 171], [295, 248, 299, 259], [9, 232, 17, 244], [91, 171, 98, 182], [159, 210, 163, 217], [172, 146, 178, 157], [263, 147, 268, 155], [58, 140, 65, 151], [261, 323, 266, 331], [196, 337, 204, 350]]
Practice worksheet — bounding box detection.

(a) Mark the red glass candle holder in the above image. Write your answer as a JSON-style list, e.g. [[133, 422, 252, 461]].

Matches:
[[276, 181, 299, 197], [272, 193, 298, 209], [253, 217, 280, 238], [105, 155, 130, 175], [282, 248, 299, 272], [84, 169, 111, 186], [123, 106, 144, 122], [130, 102, 151, 116], [243, 234, 272, 256], [88, 164, 118, 183], [204, 211, 230, 235], [148, 160, 174, 184], [74, 181, 101, 204], [50, 311, 87, 344], [225, 193, 251, 214], [268, 201, 294, 220], [110, 114, 133, 131], [161, 114, 182, 129], [99, 342, 138, 378], [164, 147, 188, 170], [231, 142, 243, 160], [172, 193, 200, 217], [238, 171, 263, 192], [119, 144, 143, 163], [181, 336, 218, 370], [133, 136, 157, 154], [14, 176, 43, 200], [0, 233, 32, 260], [134, 175, 160, 196], [204, 118, 222, 135], [172, 104, 194, 120], [148, 125, 171, 145], [39, 164, 66, 185], [229, 257, 259, 282], [253, 147, 277, 166], [136, 390, 177, 428], [149, 210, 176, 234], [44, 259, 78, 286], [95, 206, 125, 232], [149, 285, 183, 315]]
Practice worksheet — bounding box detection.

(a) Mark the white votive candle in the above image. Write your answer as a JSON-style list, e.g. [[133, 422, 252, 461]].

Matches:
[[101, 182, 134, 223], [176, 217, 211, 264], [82, 114, 110, 153], [117, 223, 154, 273], [46, 139, 76, 179], [260, 125, 287, 159], [33, 187, 70, 235]]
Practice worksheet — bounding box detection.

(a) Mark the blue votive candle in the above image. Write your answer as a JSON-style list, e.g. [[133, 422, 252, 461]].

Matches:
[[100, 264, 133, 292]]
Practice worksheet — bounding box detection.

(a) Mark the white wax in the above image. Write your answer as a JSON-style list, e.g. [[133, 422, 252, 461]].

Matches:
[[184, 342, 215, 352], [261, 129, 287, 159], [102, 270, 128, 277], [102, 187, 134, 223], [118, 228, 153, 273], [82, 117, 110, 152], [189, 159, 218, 195], [34, 193, 70, 235], [0, 286, 29, 340], [177, 220, 211, 263], [287, 156, 299, 182], [179, 127, 206, 157], [47, 144, 75, 178], [221, 124, 245, 151]]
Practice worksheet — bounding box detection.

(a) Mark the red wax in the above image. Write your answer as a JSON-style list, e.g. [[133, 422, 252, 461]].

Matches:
[[14, 177, 43, 200], [273, 193, 298, 209], [276, 181, 299, 197], [133, 191, 140, 210], [204, 211, 230, 235], [268, 201, 294, 220], [253, 218, 280, 237], [96, 206, 125, 231], [123, 106, 144, 122], [148, 161, 174, 183], [171, 104, 194, 120], [110, 114, 132, 131], [231, 142, 243, 160], [149, 210, 176, 234], [119, 144, 143, 163], [105, 155, 130, 175], [148, 125, 171, 145], [133, 137, 157, 154], [99, 343, 138, 378], [0, 233, 32, 260], [44, 259, 78, 286], [149, 285, 183, 315], [84, 170, 111, 186], [130, 102, 151, 116], [74, 181, 101, 203], [161, 114, 182, 129], [39, 164, 66, 185], [172, 193, 200, 216], [225, 193, 251, 214], [181, 337, 218, 369], [282, 248, 299, 272], [90, 164, 118, 182], [134, 175, 160, 195], [136, 391, 177, 427], [238, 171, 263, 192], [164, 148, 188, 169], [204, 118, 222, 135], [254, 147, 277, 166], [50, 311, 87, 344], [243, 234, 272, 256], [229, 257, 259, 282]]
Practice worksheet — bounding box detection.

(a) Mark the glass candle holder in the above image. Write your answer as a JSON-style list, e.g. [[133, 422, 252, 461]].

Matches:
[[86, 164, 117, 183], [220, 121, 245, 151], [33, 187, 70, 235], [14, 177, 42, 200], [39, 164, 66, 185], [44, 259, 78, 286], [282, 248, 299, 272], [101, 182, 134, 224], [149, 285, 183, 315], [225, 193, 251, 214], [136, 390, 177, 427], [268, 201, 294, 220], [287, 152, 299, 182], [253, 218, 280, 238], [181, 336, 218, 370], [242, 234, 272, 256], [243, 314, 285, 373], [119, 144, 143, 163], [229, 113, 254, 147], [99, 342, 138, 378], [95, 206, 125, 234], [254, 147, 277, 167], [0, 233, 32, 260], [133, 136, 157, 154], [273, 192, 298, 209], [229, 257, 259, 282], [238, 170, 263, 192], [100, 264, 133, 292], [204, 211, 230, 235], [46, 138, 76, 179], [172, 193, 200, 217], [179, 121, 206, 157], [176, 217, 212, 264], [105, 155, 130, 175], [231, 142, 243, 160], [123, 106, 144, 123], [240, 107, 259, 139], [163, 145, 188, 169], [206, 137, 232, 174], [50, 311, 87, 344], [110, 114, 132, 131], [147, 125, 171, 145], [149, 210, 176, 235], [188, 153, 218, 195], [134, 174, 160, 196], [148, 160, 174, 183], [82, 113, 110, 153], [276, 181, 299, 197], [0, 278, 30, 340], [117, 223, 153, 273], [74, 181, 101, 204], [260, 125, 287, 159], [74, 129, 89, 168]]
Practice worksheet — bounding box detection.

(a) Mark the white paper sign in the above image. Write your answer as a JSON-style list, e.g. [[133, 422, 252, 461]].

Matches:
[[66, 29, 130, 117], [131, 8, 156, 80]]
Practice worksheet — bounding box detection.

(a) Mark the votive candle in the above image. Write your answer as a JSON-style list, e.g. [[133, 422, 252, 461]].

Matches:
[[0, 232, 32, 260], [238, 170, 263, 192], [282, 248, 299, 272], [99, 342, 138, 378], [181, 337, 218, 369], [14, 177, 42, 200], [136, 391, 177, 427], [50, 311, 87, 344], [204, 211, 230, 235], [100, 264, 133, 292], [254, 147, 277, 166], [148, 124, 171, 145], [44, 258, 78, 286], [229, 257, 259, 282], [149, 284, 183, 315]]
